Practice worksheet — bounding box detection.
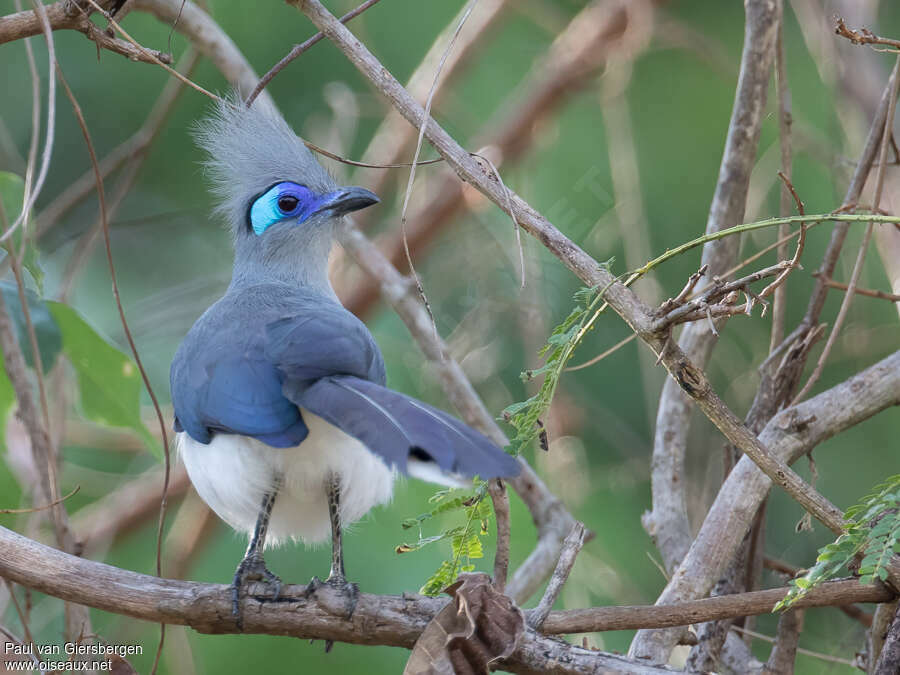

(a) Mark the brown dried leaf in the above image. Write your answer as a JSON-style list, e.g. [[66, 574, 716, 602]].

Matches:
[[404, 572, 524, 675]]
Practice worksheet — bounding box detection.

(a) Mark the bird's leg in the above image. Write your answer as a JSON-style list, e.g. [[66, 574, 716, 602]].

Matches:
[[327, 473, 346, 583], [306, 473, 359, 620], [232, 477, 283, 628]]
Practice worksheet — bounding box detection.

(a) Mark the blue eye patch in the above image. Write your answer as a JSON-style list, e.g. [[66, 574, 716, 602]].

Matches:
[[249, 182, 326, 236]]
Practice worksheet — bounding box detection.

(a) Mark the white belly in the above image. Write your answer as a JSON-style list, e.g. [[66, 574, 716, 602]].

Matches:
[[177, 409, 395, 545]]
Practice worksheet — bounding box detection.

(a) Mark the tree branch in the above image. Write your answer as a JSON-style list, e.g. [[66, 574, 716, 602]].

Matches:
[[624, 349, 900, 660], [0, 0, 171, 63], [0, 525, 682, 675]]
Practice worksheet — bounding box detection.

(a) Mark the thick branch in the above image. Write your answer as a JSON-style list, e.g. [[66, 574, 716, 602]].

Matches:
[[2, 524, 892, 672], [0, 525, 679, 674], [541, 580, 890, 634]]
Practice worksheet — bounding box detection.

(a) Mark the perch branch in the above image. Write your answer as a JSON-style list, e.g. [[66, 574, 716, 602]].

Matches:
[[0, 524, 893, 673]]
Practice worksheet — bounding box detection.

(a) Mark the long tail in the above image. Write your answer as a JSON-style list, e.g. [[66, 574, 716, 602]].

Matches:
[[290, 375, 520, 480]]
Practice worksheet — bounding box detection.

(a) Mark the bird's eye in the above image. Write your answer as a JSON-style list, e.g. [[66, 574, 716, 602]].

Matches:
[[277, 195, 300, 213]]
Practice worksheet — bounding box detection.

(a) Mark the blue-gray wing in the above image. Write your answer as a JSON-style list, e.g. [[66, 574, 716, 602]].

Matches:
[[171, 287, 385, 447], [286, 375, 520, 479]]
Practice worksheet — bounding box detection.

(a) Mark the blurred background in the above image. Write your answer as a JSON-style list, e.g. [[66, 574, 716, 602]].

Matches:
[[1, 0, 898, 672]]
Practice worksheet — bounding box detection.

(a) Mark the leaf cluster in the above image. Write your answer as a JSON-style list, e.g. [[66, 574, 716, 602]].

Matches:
[[500, 267, 615, 454], [397, 481, 493, 596], [775, 474, 900, 610]]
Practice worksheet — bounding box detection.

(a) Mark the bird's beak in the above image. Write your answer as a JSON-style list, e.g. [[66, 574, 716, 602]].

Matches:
[[314, 186, 380, 217]]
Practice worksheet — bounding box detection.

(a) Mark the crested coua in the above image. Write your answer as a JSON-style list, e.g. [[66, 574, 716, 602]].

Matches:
[[170, 97, 520, 623]]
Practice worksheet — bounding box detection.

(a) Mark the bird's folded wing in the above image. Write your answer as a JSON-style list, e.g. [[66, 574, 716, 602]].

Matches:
[[287, 375, 520, 479]]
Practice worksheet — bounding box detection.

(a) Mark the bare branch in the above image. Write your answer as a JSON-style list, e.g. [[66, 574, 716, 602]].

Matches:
[[527, 522, 586, 630], [764, 610, 804, 674], [0, 1, 171, 63], [245, 0, 383, 107], [835, 17, 900, 53], [812, 274, 900, 302]]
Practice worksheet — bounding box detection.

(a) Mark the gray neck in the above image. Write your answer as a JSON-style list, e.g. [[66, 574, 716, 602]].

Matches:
[[228, 219, 336, 295]]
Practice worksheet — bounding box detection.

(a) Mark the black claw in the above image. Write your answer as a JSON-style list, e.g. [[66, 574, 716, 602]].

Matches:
[[306, 574, 360, 620], [231, 553, 282, 629]]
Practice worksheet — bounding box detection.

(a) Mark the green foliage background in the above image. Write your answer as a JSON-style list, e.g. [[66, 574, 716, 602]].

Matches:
[[1, 1, 898, 672]]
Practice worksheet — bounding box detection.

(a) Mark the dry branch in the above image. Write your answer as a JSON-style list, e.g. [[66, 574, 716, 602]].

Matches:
[[0, 0, 171, 63]]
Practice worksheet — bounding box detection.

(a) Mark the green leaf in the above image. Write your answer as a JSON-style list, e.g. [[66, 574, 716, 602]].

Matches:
[[0, 172, 44, 293], [0, 281, 62, 370], [47, 302, 159, 459]]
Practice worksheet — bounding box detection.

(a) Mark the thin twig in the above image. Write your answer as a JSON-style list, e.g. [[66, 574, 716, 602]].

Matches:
[[82, 0, 218, 100], [835, 17, 900, 54], [811, 274, 900, 302], [472, 149, 525, 287], [764, 609, 804, 673], [245, 0, 383, 107], [0, 486, 80, 514], [731, 624, 856, 667], [527, 522, 586, 630], [397, 0, 479, 343], [564, 333, 636, 372], [771, 8, 794, 352]]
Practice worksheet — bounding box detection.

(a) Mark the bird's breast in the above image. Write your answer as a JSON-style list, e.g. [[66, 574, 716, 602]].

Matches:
[[178, 409, 395, 545]]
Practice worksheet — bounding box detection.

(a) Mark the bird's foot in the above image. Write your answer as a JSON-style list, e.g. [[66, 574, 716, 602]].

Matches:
[[231, 553, 282, 629], [305, 574, 359, 620]]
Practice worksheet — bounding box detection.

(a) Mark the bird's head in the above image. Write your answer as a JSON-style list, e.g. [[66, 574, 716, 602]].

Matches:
[[193, 94, 379, 288]]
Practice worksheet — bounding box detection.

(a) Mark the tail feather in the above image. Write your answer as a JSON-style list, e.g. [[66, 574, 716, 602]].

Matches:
[[289, 375, 520, 480]]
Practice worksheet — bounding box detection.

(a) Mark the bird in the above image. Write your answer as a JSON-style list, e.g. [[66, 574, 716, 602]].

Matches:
[[169, 95, 520, 624]]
